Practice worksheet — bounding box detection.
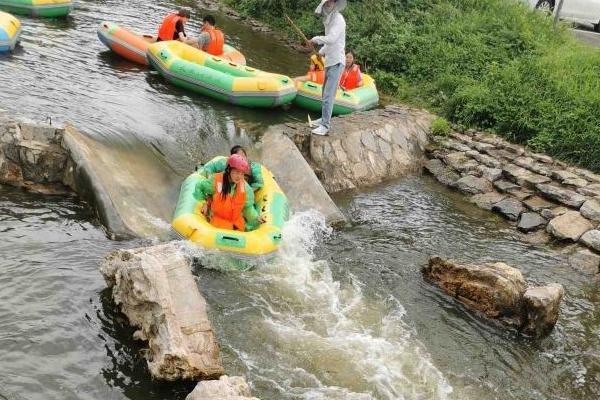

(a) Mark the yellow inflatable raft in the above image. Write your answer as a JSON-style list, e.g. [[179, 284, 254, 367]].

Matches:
[[172, 165, 289, 259], [0, 11, 20, 53]]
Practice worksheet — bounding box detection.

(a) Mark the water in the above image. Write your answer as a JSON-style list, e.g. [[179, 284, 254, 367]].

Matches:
[[1, 1, 599, 399]]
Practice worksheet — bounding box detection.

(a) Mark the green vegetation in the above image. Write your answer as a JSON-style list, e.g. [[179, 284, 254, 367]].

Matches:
[[430, 117, 451, 137], [224, 0, 600, 171]]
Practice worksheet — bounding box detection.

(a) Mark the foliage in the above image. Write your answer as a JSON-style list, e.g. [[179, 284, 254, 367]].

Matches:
[[430, 117, 452, 137], [224, 0, 600, 171]]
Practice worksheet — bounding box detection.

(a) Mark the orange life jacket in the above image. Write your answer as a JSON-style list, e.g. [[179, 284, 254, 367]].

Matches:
[[209, 173, 246, 231], [158, 13, 182, 41], [307, 69, 325, 85], [202, 26, 224, 55], [340, 64, 361, 90]]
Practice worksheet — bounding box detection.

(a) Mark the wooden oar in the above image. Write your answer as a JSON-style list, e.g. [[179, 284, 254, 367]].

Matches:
[[284, 14, 324, 69]]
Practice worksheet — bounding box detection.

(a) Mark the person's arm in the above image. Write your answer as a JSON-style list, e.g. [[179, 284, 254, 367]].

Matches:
[[357, 68, 363, 86], [242, 182, 260, 231], [197, 32, 211, 50], [197, 156, 227, 178], [193, 175, 215, 203], [176, 21, 186, 41], [249, 161, 264, 191]]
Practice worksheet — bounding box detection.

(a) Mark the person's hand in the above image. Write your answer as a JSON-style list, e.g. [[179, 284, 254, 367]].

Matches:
[[309, 37, 318, 44], [201, 203, 208, 216]]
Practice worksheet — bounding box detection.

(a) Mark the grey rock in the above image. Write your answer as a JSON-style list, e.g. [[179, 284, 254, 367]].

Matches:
[[577, 183, 600, 197], [521, 284, 564, 338], [530, 153, 554, 164], [443, 138, 471, 153], [494, 179, 521, 193], [563, 177, 588, 188], [485, 148, 519, 161], [521, 230, 551, 245], [492, 197, 525, 221], [503, 164, 551, 189], [455, 175, 494, 195], [510, 188, 534, 201], [476, 165, 503, 182], [470, 191, 506, 211], [580, 230, 600, 252], [472, 141, 496, 152], [536, 183, 588, 208], [523, 196, 556, 212], [424, 159, 460, 187], [443, 152, 471, 171], [580, 198, 600, 221], [546, 211, 593, 241], [361, 131, 378, 152], [502, 143, 525, 156], [552, 170, 579, 182], [467, 150, 503, 168], [518, 212, 547, 233], [541, 206, 568, 220], [186, 376, 259, 400], [568, 247, 600, 274]]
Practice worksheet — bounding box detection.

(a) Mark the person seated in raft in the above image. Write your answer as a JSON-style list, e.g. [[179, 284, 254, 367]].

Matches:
[[306, 54, 325, 84], [188, 15, 225, 56], [157, 9, 191, 42], [198, 145, 264, 191], [196, 154, 265, 231], [339, 51, 363, 91]]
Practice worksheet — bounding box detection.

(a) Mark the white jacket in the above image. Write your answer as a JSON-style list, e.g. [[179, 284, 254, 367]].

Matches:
[[311, 0, 346, 67]]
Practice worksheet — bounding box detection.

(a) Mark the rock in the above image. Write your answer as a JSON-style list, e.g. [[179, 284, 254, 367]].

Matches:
[[580, 199, 600, 221], [186, 376, 259, 400], [523, 196, 556, 212], [502, 143, 525, 156], [485, 148, 518, 161], [502, 164, 551, 189], [530, 153, 554, 164], [520, 230, 551, 245], [494, 179, 521, 193], [466, 150, 502, 168], [422, 257, 527, 320], [563, 177, 588, 188], [476, 165, 503, 181], [470, 191, 506, 211], [521, 284, 564, 338], [472, 141, 496, 153], [455, 175, 493, 195], [552, 170, 579, 182], [536, 183, 588, 208], [568, 247, 600, 274], [517, 212, 547, 233], [510, 188, 534, 201], [546, 211, 593, 241], [580, 230, 600, 252], [492, 197, 525, 221], [541, 206, 568, 220], [577, 183, 600, 197], [577, 169, 600, 183], [513, 157, 552, 176], [100, 244, 225, 380], [443, 139, 471, 153], [424, 159, 460, 187]]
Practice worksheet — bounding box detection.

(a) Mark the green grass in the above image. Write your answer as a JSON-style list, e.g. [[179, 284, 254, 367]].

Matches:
[[224, 0, 600, 171]]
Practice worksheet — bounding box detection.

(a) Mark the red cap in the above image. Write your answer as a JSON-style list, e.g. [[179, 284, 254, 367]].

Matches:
[[227, 154, 249, 174]]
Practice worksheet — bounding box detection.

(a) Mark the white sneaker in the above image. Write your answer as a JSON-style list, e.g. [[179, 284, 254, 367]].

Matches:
[[311, 124, 329, 136], [309, 117, 322, 128]]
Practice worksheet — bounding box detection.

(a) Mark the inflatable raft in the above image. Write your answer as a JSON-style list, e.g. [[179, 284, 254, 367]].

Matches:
[[294, 74, 379, 115], [147, 40, 296, 108], [0, 11, 20, 53], [172, 165, 289, 259], [0, 0, 72, 18], [97, 21, 246, 66]]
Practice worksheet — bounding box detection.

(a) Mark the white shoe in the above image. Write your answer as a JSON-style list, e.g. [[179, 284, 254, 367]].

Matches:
[[311, 124, 329, 136], [309, 117, 322, 128]]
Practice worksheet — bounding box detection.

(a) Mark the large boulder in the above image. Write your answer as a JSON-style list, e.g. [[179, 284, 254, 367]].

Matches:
[[423, 257, 564, 337], [492, 197, 525, 221], [568, 247, 600, 274], [546, 211, 593, 241], [424, 158, 460, 187], [455, 175, 493, 195], [100, 243, 224, 380], [422, 257, 527, 320], [521, 284, 565, 338], [470, 191, 506, 211], [186, 376, 259, 400]]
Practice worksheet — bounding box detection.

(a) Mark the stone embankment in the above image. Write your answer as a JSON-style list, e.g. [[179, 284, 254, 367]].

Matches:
[[274, 105, 433, 193], [425, 130, 600, 276], [100, 243, 259, 398], [423, 256, 564, 338]]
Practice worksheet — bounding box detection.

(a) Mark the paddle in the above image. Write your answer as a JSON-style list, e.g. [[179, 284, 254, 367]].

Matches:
[[284, 14, 324, 70]]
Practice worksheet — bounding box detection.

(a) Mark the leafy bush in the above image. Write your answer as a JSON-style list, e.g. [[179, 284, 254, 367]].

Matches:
[[224, 0, 600, 171], [430, 117, 452, 137]]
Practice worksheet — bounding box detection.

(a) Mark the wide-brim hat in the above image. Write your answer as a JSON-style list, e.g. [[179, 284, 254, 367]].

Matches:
[[315, 0, 347, 15]]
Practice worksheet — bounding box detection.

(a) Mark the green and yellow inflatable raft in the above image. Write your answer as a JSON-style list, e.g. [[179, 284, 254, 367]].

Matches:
[[294, 74, 379, 115], [172, 165, 289, 258], [0, 0, 72, 18], [147, 40, 297, 108]]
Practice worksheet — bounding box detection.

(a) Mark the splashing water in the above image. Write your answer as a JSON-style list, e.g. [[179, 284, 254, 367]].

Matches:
[[202, 211, 453, 399]]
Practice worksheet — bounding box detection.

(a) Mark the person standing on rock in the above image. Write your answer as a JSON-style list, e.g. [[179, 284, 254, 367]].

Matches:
[[309, 0, 347, 136]]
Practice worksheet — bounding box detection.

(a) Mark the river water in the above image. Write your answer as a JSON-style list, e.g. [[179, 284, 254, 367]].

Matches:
[[0, 1, 598, 400]]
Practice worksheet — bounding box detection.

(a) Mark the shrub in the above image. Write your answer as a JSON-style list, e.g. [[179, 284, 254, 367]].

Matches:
[[430, 117, 452, 137]]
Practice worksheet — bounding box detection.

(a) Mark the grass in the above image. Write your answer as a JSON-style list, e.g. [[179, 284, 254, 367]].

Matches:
[[224, 0, 600, 171]]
